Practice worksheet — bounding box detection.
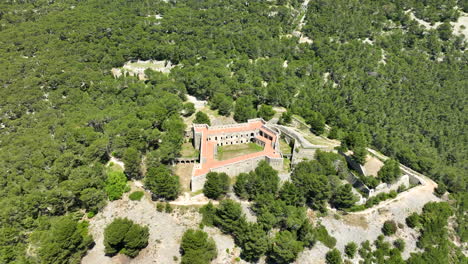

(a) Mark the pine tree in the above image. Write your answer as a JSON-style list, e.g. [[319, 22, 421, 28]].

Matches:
[[331, 184, 357, 209], [180, 229, 217, 264], [203, 172, 229, 200], [145, 165, 180, 201]]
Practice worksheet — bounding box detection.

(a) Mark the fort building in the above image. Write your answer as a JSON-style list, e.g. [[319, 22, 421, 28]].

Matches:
[[190, 118, 283, 191]]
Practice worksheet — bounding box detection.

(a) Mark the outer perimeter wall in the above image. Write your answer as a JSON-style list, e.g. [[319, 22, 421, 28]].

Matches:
[[191, 155, 282, 191]]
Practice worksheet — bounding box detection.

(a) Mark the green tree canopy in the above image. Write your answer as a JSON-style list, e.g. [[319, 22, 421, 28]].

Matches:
[[145, 165, 180, 201], [194, 111, 211, 125], [104, 218, 149, 258], [180, 229, 217, 264], [203, 172, 230, 200]]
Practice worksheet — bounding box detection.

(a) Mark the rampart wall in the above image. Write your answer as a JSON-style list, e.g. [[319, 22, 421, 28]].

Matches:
[[191, 155, 283, 191]]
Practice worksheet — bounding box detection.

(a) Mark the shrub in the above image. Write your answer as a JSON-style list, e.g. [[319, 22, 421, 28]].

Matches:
[[156, 203, 164, 212], [180, 229, 217, 264], [394, 238, 405, 252], [382, 220, 397, 236], [314, 225, 337, 248], [406, 212, 420, 228], [194, 111, 211, 125], [165, 202, 173, 213], [105, 171, 130, 201], [129, 191, 144, 201], [104, 218, 149, 257], [345, 242, 357, 258], [325, 248, 342, 264]]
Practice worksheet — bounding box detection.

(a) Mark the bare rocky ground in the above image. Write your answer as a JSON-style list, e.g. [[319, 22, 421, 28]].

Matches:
[[81, 183, 240, 264], [298, 183, 440, 264]]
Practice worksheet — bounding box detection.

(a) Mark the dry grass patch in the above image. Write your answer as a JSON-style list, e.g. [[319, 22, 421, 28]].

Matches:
[[216, 143, 263, 161], [174, 163, 194, 192], [342, 214, 369, 229]]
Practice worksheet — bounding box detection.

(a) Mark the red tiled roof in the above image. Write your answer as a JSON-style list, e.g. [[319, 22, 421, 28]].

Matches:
[[193, 121, 280, 177]]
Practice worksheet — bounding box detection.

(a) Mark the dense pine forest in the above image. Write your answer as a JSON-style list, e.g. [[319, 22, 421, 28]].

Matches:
[[0, 0, 466, 263]]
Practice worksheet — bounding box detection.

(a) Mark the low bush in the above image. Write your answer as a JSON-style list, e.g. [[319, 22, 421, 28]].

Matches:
[[129, 191, 144, 201]]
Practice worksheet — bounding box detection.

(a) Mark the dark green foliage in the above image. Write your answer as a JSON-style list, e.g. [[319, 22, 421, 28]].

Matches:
[[394, 239, 405, 252], [122, 147, 141, 179], [234, 96, 257, 122], [314, 224, 337, 248], [0, 0, 465, 261], [200, 202, 216, 227], [182, 102, 195, 117], [416, 202, 453, 249], [211, 93, 233, 116], [382, 220, 398, 236], [236, 223, 269, 262], [267, 230, 304, 264], [233, 173, 250, 200], [33, 216, 93, 264], [145, 165, 180, 201], [180, 229, 217, 264], [305, 110, 326, 135], [331, 184, 357, 209], [279, 181, 306, 207], [352, 147, 367, 165], [105, 171, 130, 201], [203, 172, 230, 200], [297, 220, 316, 248], [257, 104, 276, 121], [104, 218, 149, 258], [213, 199, 246, 235], [325, 248, 342, 264], [128, 191, 144, 201], [233, 161, 280, 200], [279, 111, 292, 125], [378, 159, 401, 183], [291, 165, 331, 211], [406, 212, 420, 228], [434, 182, 447, 197], [345, 242, 357, 258], [194, 111, 211, 126]]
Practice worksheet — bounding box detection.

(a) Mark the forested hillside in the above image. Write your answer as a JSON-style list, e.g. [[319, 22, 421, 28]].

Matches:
[[0, 0, 466, 262]]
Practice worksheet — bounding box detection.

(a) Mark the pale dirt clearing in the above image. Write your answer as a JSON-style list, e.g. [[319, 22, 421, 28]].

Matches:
[[318, 182, 440, 262], [363, 155, 384, 177], [81, 184, 200, 264], [82, 182, 239, 264]]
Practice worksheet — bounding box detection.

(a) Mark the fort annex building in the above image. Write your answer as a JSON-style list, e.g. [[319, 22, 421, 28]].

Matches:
[[190, 119, 283, 191]]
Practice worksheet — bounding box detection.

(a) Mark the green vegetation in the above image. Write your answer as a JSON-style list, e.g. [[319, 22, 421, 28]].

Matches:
[[257, 104, 276, 121], [129, 191, 144, 201], [216, 143, 263, 161], [145, 165, 180, 201], [325, 248, 342, 264], [345, 242, 357, 258], [104, 218, 149, 257], [180, 142, 199, 158], [194, 111, 211, 126], [203, 172, 230, 200], [105, 171, 130, 201], [180, 229, 217, 264], [378, 159, 401, 183], [182, 102, 195, 117], [0, 0, 466, 261], [279, 138, 293, 154], [382, 220, 398, 236], [32, 216, 93, 264]]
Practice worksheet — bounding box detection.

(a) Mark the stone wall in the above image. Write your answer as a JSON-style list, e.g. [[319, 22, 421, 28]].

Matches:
[[191, 155, 283, 191]]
